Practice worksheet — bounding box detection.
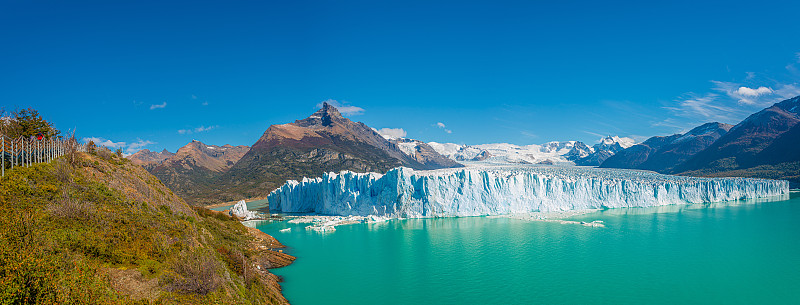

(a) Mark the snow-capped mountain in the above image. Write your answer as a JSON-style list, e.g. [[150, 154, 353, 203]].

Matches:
[[572, 136, 636, 166], [427, 136, 635, 166], [426, 142, 491, 161], [389, 138, 463, 168]]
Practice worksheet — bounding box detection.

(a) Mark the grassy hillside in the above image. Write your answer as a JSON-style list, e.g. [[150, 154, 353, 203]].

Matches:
[[0, 148, 294, 304]]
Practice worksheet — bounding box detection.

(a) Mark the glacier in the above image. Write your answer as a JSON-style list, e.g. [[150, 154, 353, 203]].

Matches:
[[267, 165, 789, 217]]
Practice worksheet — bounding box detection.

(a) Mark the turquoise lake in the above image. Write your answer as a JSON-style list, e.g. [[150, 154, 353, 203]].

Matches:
[[255, 192, 800, 304]]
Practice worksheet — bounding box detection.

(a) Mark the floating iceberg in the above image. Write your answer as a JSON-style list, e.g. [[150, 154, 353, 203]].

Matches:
[[230, 200, 258, 220], [267, 166, 789, 218]]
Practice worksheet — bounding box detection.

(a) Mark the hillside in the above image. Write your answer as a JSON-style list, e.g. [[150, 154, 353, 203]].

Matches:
[[0, 148, 293, 304], [600, 122, 732, 172], [128, 149, 175, 169], [673, 96, 800, 186], [146, 141, 249, 202]]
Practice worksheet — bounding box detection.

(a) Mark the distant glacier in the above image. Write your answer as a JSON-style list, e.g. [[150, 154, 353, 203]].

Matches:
[[267, 166, 789, 217]]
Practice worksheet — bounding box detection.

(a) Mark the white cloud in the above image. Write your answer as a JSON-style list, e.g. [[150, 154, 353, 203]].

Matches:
[[374, 127, 407, 139], [178, 125, 218, 135], [127, 139, 156, 154], [434, 122, 452, 134], [202, 101, 209, 106], [82, 137, 155, 156], [796, 52, 800, 63], [711, 81, 776, 105], [149, 102, 167, 110], [83, 137, 126, 149], [736, 86, 773, 97], [191, 94, 198, 99], [316, 99, 365, 116]]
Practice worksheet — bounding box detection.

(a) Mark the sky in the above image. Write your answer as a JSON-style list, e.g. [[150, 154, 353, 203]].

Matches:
[[2, 0, 800, 154]]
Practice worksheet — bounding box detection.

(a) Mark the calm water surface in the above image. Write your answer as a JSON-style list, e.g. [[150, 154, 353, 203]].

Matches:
[[256, 192, 800, 304]]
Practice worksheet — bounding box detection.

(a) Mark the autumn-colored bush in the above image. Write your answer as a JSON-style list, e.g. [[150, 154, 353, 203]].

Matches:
[[163, 249, 222, 295]]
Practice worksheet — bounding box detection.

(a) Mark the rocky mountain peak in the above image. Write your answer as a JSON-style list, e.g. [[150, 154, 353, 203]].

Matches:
[[294, 102, 345, 128]]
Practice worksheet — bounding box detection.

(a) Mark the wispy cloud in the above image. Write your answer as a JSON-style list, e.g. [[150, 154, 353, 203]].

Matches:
[[773, 83, 800, 100], [581, 130, 606, 138], [191, 94, 198, 99], [373, 127, 407, 139], [316, 99, 365, 116], [434, 122, 452, 134], [520, 130, 537, 138], [664, 92, 748, 124], [663, 82, 800, 129], [149, 101, 167, 110], [201, 101, 209, 106], [659, 53, 800, 130], [82, 137, 155, 156], [178, 125, 218, 135]]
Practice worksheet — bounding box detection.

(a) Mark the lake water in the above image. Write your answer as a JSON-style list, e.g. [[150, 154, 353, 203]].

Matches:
[[255, 192, 800, 304]]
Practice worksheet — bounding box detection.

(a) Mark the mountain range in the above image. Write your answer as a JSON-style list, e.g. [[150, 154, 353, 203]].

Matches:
[[128, 148, 175, 170], [425, 136, 635, 166], [600, 122, 733, 172], [130, 103, 461, 204], [671, 96, 800, 183], [599, 96, 799, 186], [129, 95, 800, 205]]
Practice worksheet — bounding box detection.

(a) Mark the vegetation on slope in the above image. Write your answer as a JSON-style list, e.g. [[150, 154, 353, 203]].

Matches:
[[0, 148, 293, 304], [0, 107, 61, 139]]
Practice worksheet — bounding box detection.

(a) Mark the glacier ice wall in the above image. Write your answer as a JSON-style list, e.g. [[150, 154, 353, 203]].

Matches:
[[267, 166, 789, 217]]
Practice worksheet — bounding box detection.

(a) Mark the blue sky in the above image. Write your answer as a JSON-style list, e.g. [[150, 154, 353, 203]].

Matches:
[[2, 0, 800, 154]]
